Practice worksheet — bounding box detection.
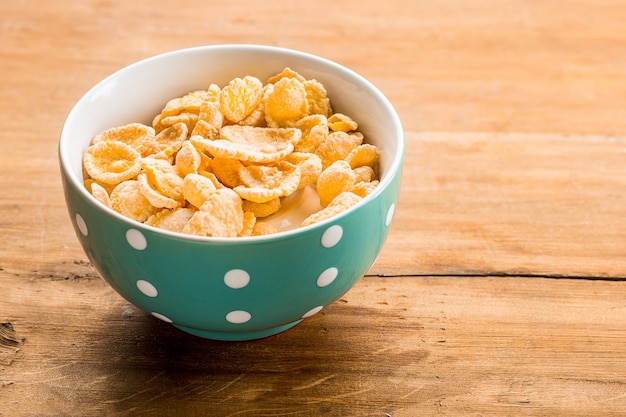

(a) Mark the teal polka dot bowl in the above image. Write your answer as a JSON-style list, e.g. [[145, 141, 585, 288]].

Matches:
[[59, 45, 404, 341]]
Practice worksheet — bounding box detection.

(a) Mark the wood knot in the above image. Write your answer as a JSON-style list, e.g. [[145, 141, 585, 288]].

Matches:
[[0, 322, 23, 366], [0, 323, 20, 348]]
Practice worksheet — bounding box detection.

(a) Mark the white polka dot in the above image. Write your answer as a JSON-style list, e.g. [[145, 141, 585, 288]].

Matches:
[[385, 203, 396, 227], [136, 280, 158, 297], [321, 225, 343, 248], [302, 306, 324, 318], [224, 269, 250, 289], [76, 213, 88, 236], [126, 228, 147, 250], [317, 267, 338, 287], [151, 312, 172, 323], [226, 310, 251, 324]]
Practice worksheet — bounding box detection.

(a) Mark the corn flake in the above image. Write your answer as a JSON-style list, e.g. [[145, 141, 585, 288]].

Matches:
[[350, 180, 380, 198], [327, 113, 358, 132], [238, 211, 257, 237], [209, 157, 244, 188], [345, 143, 379, 169], [196, 100, 224, 131], [267, 67, 306, 84], [233, 186, 283, 204], [316, 160, 357, 207], [242, 197, 281, 218], [183, 173, 217, 208], [153, 122, 188, 160], [353, 165, 376, 183], [141, 158, 184, 204], [89, 181, 111, 208], [160, 88, 218, 118], [302, 192, 362, 226], [91, 123, 159, 157], [83, 67, 382, 237], [315, 131, 362, 169], [304, 79, 332, 117], [202, 125, 301, 163], [294, 114, 328, 153], [110, 180, 160, 223], [137, 173, 180, 209], [83, 140, 142, 185], [220, 76, 264, 123], [237, 84, 272, 127], [158, 112, 198, 134], [285, 152, 322, 190], [265, 77, 309, 127], [174, 140, 202, 176], [252, 221, 278, 236], [182, 188, 244, 237], [146, 207, 196, 233]]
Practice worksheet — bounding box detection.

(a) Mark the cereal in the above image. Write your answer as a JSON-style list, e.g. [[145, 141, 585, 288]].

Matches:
[[146, 207, 196, 233], [239, 160, 300, 195], [198, 170, 224, 190], [210, 125, 301, 163], [210, 157, 244, 188], [110, 180, 160, 223], [327, 113, 358, 132], [161, 89, 217, 118], [266, 67, 306, 84], [175, 140, 202, 177], [153, 122, 188, 160], [197, 101, 224, 130], [315, 131, 362, 169], [191, 119, 220, 140], [265, 77, 309, 127], [83, 140, 142, 185], [82, 67, 383, 237], [238, 84, 272, 127], [89, 181, 111, 208], [182, 188, 244, 237], [353, 165, 376, 183], [140, 158, 184, 205], [182, 173, 217, 208], [350, 180, 380, 198], [252, 221, 278, 236], [294, 114, 328, 153], [345, 144, 379, 170], [220, 76, 264, 123], [138, 173, 181, 209], [91, 123, 158, 157], [238, 211, 257, 237], [233, 185, 283, 204], [301, 192, 362, 226], [303, 79, 332, 117], [285, 152, 322, 190], [159, 112, 199, 133], [316, 160, 357, 207], [242, 197, 281, 218]]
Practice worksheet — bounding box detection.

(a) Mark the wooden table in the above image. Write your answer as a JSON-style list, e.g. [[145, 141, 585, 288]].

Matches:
[[2, 1, 625, 416]]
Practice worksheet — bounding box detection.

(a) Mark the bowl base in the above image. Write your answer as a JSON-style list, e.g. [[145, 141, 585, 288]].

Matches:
[[172, 320, 302, 341]]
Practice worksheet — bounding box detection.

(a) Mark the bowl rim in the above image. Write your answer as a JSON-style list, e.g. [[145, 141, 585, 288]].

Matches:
[[59, 44, 405, 244]]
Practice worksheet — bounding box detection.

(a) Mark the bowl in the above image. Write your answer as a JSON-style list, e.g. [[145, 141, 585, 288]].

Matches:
[[59, 45, 404, 341]]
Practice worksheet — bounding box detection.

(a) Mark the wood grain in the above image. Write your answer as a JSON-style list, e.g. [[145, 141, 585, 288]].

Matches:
[[1, 0, 626, 416], [2, 272, 626, 416], [372, 131, 626, 278]]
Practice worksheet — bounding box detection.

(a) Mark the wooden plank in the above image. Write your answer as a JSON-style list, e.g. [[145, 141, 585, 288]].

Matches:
[[2, 131, 625, 279], [2, 0, 626, 137], [372, 131, 626, 278], [1, 1, 626, 279], [2, 272, 625, 416]]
